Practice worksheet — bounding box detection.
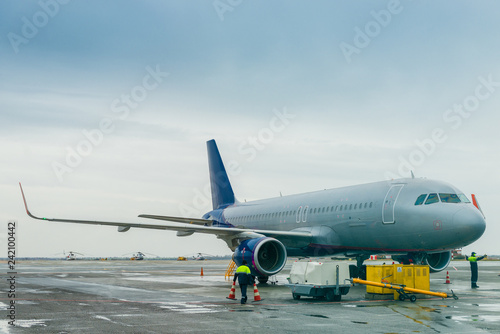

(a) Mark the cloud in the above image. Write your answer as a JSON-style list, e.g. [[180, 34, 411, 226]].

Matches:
[[0, 1, 499, 256]]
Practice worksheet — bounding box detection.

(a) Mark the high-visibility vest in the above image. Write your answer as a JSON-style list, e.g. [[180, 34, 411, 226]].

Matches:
[[236, 265, 251, 274]]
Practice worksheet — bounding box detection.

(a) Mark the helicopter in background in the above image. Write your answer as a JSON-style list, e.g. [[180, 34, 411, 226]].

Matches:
[[64, 251, 83, 261]]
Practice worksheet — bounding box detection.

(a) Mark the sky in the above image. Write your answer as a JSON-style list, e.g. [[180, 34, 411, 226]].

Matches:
[[1, 0, 499, 258]]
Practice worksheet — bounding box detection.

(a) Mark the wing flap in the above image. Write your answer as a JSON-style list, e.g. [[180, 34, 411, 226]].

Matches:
[[138, 214, 212, 225]]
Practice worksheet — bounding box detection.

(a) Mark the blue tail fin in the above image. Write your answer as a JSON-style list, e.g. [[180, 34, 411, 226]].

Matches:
[[207, 140, 235, 209]]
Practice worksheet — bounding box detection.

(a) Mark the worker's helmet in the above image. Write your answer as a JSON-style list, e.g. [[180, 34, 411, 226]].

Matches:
[[471, 252, 476, 256]]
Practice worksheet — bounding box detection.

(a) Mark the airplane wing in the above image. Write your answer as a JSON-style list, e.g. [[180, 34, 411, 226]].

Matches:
[[20, 183, 312, 240]]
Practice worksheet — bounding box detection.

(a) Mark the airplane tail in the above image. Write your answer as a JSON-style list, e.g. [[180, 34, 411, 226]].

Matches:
[[207, 140, 236, 209]]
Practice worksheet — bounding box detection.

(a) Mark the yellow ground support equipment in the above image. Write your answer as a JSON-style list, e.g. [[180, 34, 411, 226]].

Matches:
[[353, 278, 457, 302], [366, 264, 430, 299], [225, 260, 236, 281]]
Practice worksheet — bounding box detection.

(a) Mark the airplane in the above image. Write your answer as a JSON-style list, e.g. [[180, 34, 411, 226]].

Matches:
[[20, 139, 486, 283]]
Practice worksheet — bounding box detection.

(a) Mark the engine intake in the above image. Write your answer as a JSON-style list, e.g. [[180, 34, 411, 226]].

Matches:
[[392, 250, 452, 273], [425, 251, 452, 273], [233, 237, 287, 276]]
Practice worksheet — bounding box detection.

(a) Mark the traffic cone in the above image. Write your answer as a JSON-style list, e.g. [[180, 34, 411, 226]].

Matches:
[[445, 271, 451, 284], [200, 267, 204, 277], [252, 283, 262, 302], [227, 281, 237, 300]]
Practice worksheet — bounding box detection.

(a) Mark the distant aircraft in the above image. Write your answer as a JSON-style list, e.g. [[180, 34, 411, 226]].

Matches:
[[131, 252, 145, 261], [191, 253, 214, 261], [20, 140, 486, 283], [64, 251, 83, 261]]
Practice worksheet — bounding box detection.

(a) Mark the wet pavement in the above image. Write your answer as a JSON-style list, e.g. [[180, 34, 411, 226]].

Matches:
[[1, 260, 499, 333]]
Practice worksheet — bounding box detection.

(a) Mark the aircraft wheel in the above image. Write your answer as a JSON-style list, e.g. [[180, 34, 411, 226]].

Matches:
[[410, 295, 417, 303], [358, 265, 367, 280], [398, 294, 405, 301], [292, 293, 301, 300], [257, 276, 268, 284], [333, 294, 341, 302]]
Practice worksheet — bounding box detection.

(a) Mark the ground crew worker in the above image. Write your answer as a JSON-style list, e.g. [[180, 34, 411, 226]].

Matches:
[[233, 260, 254, 304], [465, 252, 487, 288]]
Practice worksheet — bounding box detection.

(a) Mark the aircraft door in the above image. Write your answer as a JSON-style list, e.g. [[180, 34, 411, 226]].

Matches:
[[382, 184, 404, 224], [295, 205, 309, 223], [296, 206, 302, 223]]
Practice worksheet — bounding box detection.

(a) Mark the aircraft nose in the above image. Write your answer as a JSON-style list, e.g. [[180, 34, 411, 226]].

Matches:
[[452, 207, 486, 244]]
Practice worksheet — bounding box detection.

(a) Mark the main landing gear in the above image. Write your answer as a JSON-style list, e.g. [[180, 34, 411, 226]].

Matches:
[[349, 255, 369, 280], [257, 276, 268, 284]]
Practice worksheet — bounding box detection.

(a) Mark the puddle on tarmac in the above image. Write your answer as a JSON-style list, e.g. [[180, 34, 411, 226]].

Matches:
[[159, 302, 220, 314], [477, 304, 500, 312], [352, 321, 368, 324], [15, 300, 38, 305], [14, 319, 48, 328], [342, 304, 381, 308], [419, 306, 440, 313], [229, 309, 254, 313], [446, 315, 500, 322], [307, 314, 329, 319]]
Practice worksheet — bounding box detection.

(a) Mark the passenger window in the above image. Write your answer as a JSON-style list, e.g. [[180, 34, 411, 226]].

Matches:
[[414, 194, 427, 205], [439, 193, 461, 203], [354, 204, 357, 210], [349, 204, 352, 210], [425, 193, 439, 205]]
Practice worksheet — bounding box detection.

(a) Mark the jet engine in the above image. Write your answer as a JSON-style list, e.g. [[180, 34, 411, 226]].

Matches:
[[392, 250, 452, 273], [233, 237, 287, 276], [425, 251, 452, 273]]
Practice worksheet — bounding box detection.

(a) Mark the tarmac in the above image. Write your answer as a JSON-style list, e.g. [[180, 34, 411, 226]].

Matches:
[[1, 259, 499, 333]]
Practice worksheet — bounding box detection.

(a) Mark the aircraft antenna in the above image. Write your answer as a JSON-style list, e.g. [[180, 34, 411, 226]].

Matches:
[[411, 171, 415, 179]]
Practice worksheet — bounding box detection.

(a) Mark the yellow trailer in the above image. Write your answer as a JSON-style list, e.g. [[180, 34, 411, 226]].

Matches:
[[352, 278, 458, 302]]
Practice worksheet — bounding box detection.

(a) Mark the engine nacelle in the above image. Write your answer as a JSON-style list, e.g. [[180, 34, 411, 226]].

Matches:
[[425, 251, 452, 273], [392, 251, 452, 273], [233, 237, 287, 276]]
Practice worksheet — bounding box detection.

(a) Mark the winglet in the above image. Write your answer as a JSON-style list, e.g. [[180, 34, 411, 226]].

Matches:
[[19, 183, 44, 220]]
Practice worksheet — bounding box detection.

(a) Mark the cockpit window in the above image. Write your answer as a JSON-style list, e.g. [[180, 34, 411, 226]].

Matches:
[[439, 193, 461, 203], [414, 194, 427, 205], [458, 193, 471, 203], [425, 193, 439, 205]]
